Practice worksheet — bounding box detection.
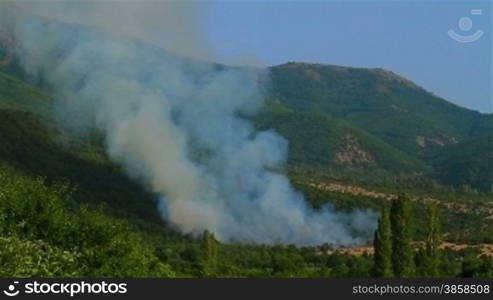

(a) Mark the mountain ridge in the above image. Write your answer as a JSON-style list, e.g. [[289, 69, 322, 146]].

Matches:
[[0, 20, 491, 191], [263, 61, 491, 191]]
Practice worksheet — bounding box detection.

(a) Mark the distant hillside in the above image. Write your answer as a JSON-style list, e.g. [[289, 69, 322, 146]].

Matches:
[[0, 71, 159, 220], [0, 10, 491, 278], [269, 63, 490, 156], [254, 100, 429, 176], [0, 71, 52, 116], [1, 30, 491, 191], [431, 136, 493, 192], [263, 62, 492, 191]]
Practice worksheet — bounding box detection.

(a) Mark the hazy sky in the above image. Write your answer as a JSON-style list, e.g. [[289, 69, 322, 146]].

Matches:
[[202, 0, 492, 113]]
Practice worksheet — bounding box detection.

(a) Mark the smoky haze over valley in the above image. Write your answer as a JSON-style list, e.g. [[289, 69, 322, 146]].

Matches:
[[1, 0, 493, 280], [0, 1, 378, 246]]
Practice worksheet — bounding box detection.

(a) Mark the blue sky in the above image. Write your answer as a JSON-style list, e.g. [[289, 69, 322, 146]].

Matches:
[[201, 0, 492, 113]]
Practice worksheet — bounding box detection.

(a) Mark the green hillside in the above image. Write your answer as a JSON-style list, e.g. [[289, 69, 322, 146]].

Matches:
[[0, 71, 174, 276], [269, 62, 490, 158], [431, 136, 493, 192], [1, 55, 491, 192], [267, 62, 492, 191], [0, 70, 389, 277], [0, 7, 491, 278], [254, 100, 429, 177], [0, 56, 492, 277], [0, 164, 175, 277], [0, 71, 52, 116]]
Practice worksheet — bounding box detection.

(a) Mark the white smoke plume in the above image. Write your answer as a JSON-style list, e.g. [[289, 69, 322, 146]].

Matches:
[[0, 0, 377, 246]]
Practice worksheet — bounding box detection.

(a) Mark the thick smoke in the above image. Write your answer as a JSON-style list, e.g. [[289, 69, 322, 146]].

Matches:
[[0, 0, 377, 246]]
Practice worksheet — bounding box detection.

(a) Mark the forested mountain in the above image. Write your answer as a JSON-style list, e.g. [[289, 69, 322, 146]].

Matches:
[[0, 29, 492, 277], [261, 62, 492, 191]]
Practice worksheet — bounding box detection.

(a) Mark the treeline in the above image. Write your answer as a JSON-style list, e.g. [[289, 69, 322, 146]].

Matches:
[[372, 195, 493, 277], [0, 164, 372, 277], [0, 164, 492, 277], [0, 165, 174, 277], [293, 176, 493, 244]]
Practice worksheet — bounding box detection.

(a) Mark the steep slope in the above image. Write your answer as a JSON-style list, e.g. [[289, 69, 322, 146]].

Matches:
[[0, 69, 390, 277], [269, 62, 491, 160], [431, 136, 493, 192], [1, 25, 491, 191], [0, 71, 160, 221], [0, 10, 491, 278], [0, 164, 174, 277], [254, 100, 430, 179], [0, 70, 181, 277], [0, 71, 52, 115]]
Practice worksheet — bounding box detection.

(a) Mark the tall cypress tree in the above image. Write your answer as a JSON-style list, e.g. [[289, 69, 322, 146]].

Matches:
[[390, 194, 414, 277], [200, 230, 218, 276], [424, 201, 441, 277], [373, 205, 393, 277]]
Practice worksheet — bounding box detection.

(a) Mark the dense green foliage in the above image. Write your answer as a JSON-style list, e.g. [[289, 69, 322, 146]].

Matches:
[[267, 62, 493, 191], [421, 202, 441, 277], [0, 165, 174, 277], [0, 71, 52, 116], [372, 206, 392, 277], [0, 108, 160, 221], [430, 136, 493, 192], [373, 201, 445, 278], [0, 165, 387, 278], [200, 230, 219, 276], [0, 56, 491, 279], [390, 195, 415, 277], [254, 100, 428, 174]]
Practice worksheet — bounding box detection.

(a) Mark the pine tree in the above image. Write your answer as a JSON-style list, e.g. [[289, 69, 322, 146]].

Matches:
[[424, 201, 441, 277], [390, 194, 414, 277], [200, 230, 218, 276], [373, 205, 393, 277]]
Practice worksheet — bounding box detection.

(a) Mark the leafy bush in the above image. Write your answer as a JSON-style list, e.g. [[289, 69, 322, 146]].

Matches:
[[0, 165, 174, 277]]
